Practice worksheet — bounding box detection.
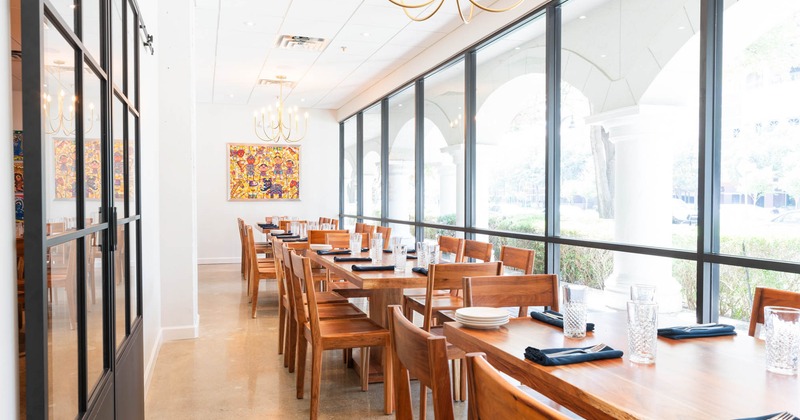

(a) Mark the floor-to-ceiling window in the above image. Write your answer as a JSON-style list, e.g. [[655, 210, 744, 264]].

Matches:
[[339, 0, 800, 325]]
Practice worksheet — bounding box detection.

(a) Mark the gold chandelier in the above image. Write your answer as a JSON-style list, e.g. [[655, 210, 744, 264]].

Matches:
[[43, 66, 95, 136], [387, 0, 525, 24], [253, 76, 308, 143]]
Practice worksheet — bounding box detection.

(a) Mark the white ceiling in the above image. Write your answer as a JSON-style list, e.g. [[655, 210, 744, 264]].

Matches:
[[193, 0, 489, 110]]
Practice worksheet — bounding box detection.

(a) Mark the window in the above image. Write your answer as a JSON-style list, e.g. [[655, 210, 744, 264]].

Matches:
[[387, 85, 416, 227], [362, 103, 382, 219], [343, 117, 357, 216]]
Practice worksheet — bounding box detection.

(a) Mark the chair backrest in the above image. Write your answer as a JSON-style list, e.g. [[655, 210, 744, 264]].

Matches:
[[464, 239, 493, 262], [362, 224, 376, 234], [749, 286, 800, 337], [423, 262, 503, 330], [465, 353, 569, 420], [331, 219, 339, 229], [245, 225, 260, 282], [387, 305, 454, 420], [279, 220, 291, 231], [291, 253, 321, 341], [375, 226, 392, 249], [360, 232, 372, 249], [324, 232, 351, 249], [354, 222, 365, 233], [500, 245, 534, 274], [308, 229, 349, 244], [438, 235, 465, 263], [463, 274, 559, 317]]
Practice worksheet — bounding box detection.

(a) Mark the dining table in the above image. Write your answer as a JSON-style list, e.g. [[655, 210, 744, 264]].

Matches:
[[309, 249, 427, 382], [443, 310, 800, 419]]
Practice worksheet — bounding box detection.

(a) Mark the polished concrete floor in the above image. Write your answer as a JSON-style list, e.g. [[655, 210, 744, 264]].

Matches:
[[145, 264, 468, 419]]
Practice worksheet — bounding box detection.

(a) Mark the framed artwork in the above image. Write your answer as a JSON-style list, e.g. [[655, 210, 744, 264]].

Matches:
[[13, 130, 22, 161], [54, 138, 130, 200], [13, 162, 23, 193], [227, 143, 299, 200], [15, 194, 24, 221]]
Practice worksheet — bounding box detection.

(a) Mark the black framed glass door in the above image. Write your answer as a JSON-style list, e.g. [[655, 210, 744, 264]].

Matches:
[[21, 0, 144, 417]]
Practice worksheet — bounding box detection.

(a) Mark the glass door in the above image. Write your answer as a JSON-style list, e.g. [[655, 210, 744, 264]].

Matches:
[[21, 0, 143, 418]]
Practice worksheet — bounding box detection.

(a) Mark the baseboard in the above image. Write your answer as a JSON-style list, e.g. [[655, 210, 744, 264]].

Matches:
[[143, 328, 163, 399], [160, 321, 200, 341], [198, 257, 239, 265]]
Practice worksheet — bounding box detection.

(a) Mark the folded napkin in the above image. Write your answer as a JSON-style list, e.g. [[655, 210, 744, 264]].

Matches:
[[257, 223, 279, 229], [406, 255, 418, 260], [351, 265, 395, 272], [362, 247, 370, 252], [530, 310, 595, 332], [412, 267, 428, 275], [316, 250, 351, 256], [282, 238, 308, 243], [383, 249, 416, 254], [657, 324, 737, 340], [334, 257, 372, 262], [275, 234, 300, 239], [733, 413, 798, 420], [271, 232, 293, 236], [524, 345, 623, 366]]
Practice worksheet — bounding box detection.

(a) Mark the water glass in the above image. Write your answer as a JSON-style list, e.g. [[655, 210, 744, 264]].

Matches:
[[370, 234, 383, 261], [307, 221, 319, 231], [393, 244, 407, 272], [630, 284, 656, 303], [416, 242, 429, 267], [764, 306, 800, 375], [321, 223, 332, 230], [627, 301, 658, 364], [427, 244, 440, 265], [290, 222, 299, 235], [349, 233, 362, 253], [562, 284, 588, 338]]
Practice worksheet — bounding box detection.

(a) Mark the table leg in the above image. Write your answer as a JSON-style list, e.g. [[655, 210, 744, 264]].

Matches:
[[352, 288, 403, 383]]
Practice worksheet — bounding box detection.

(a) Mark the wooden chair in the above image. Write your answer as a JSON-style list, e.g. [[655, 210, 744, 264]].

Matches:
[[360, 232, 372, 249], [354, 222, 366, 233], [500, 245, 535, 275], [438, 235, 465, 263], [748, 287, 800, 337], [324, 232, 351, 249], [463, 274, 559, 317], [246, 225, 278, 318], [387, 305, 453, 420], [463, 239, 492, 262], [47, 240, 77, 329], [376, 226, 392, 249], [280, 244, 365, 372], [289, 252, 393, 419], [465, 353, 570, 420], [238, 218, 269, 284], [308, 229, 349, 245]]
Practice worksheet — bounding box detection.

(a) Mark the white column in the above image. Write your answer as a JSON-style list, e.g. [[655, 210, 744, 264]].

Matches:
[[388, 160, 414, 240], [438, 145, 459, 221], [590, 106, 683, 312], [0, 0, 20, 414], [158, 0, 199, 340]]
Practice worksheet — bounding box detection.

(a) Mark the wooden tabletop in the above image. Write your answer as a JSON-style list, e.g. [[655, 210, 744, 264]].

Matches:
[[444, 311, 800, 419], [308, 251, 427, 290]]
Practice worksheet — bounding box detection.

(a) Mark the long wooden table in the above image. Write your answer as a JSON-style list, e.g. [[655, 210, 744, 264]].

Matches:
[[309, 250, 427, 381], [444, 311, 800, 419]]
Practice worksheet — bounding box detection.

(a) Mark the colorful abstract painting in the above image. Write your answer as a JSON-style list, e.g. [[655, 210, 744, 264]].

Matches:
[[227, 144, 299, 200], [54, 138, 130, 200], [13, 130, 22, 161]]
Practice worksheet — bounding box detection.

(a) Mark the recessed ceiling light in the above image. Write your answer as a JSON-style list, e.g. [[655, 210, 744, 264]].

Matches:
[[245, 21, 255, 26], [229, 94, 235, 98], [579, 15, 586, 20], [398, 103, 403, 107], [600, 54, 607, 58], [300, 98, 306, 102], [677, 26, 685, 30], [361, 32, 370, 37], [514, 47, 520, 50]]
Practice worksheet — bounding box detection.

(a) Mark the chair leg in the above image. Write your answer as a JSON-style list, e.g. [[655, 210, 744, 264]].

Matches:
[[360, 347, 370, 391], [296, 338, 307, 399], [459, 358, 466, 402], [383, 342, 393, 415], [250, 278, 259, 319], [451, 360, 459, 401], [310, 346, 323, 420], [420, 385, 428, 420], [278, 303, 285, 355], [286, 318, 297, 372]]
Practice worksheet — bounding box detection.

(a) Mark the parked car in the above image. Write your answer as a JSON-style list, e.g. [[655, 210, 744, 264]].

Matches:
[[672, 199, 698, 224]]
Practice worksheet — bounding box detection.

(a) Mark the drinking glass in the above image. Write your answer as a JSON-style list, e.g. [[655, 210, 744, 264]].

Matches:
[[630, 284, 656, 302], [416, 242, 429, 267], [428, 243, 440, 265], [321, 223, 332, 230], [764, 306, 800, 375], [370, 233, 383, 261], [393, 244, 407, 272], [349, 233, 362, 253], [307, 221, 318, 231], [290, 222, 299, 235], [627, 301, 658, 364], [562, 284, 588, 338]]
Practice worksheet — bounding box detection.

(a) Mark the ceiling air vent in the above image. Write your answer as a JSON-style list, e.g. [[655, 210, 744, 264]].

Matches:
[[275, 35, 328, 52]]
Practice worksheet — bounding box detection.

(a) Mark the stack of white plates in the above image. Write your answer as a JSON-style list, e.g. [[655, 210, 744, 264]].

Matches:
[[454, 307, 509, 329], [309, 244, 332, 251]]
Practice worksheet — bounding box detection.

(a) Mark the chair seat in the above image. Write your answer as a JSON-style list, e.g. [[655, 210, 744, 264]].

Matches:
[[314, 291, 348, 305], [407, 295, 465, 312], [312, 318, 390, 347], [315, 303, 367, 320]]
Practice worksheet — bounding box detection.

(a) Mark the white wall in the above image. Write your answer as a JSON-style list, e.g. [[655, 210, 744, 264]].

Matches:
[[0, 0, 20, 416], [195, 104, 340, 264], [137, 0, 163, 393]]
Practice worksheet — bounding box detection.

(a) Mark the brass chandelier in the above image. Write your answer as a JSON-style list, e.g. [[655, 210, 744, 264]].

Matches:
[[253, 75, 308, 143], [387, 0, 525, 24]]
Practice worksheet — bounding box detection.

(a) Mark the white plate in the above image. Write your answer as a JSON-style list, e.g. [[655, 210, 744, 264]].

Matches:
[[455, 307, 510, 319], [270, 229, 285, 234], [457, 319, 509, 329], [310, 244, 332, 251], [455, 316, 509, 325]]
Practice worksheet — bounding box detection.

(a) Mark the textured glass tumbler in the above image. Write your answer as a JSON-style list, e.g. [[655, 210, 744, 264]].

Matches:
[[370, 237, 383, 261], [764, 306, 800, 375], [630, 284, 656, 302], [349, 233, 362, 254], [627, 301, 658, 364], [562, 284, 588, 338], [416, 242, 429, 267], [393, 244, 407, 272]]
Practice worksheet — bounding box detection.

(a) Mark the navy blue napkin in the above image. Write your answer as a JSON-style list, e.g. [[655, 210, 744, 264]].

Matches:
[[271, 232, 293, 236], [383, 249, 416, 254], [351, 265, 395, 272], [282, 238, 307, 243], [258, 223, 279, 229], [530, 310, 595, 332], [317, 250, 351, 256], [275, 234, 299, 239], [734, 413, 798, 420], [524, 345, 623, 366], [412, 267, 428, 275], [657, 324, 737, 339], [334, 257, 372, 262]]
